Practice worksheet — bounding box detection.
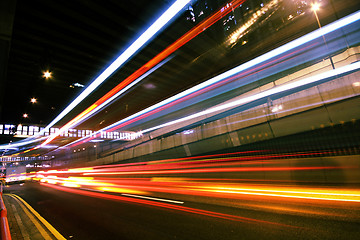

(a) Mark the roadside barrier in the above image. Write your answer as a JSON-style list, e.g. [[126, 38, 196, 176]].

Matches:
[[0, 192, 11, 240]]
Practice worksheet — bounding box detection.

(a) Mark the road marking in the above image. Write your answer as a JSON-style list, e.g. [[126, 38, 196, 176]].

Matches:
[[80, 187, 104, 192], [121, 193, 184, 204], [5, 194, 66, 240], [10, 204, 31, 240], [6, 194, 53, 240]]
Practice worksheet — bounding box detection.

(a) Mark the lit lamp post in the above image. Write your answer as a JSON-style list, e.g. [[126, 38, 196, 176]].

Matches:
[[43, 70, 52, 79], [311, 2, 335, 69]]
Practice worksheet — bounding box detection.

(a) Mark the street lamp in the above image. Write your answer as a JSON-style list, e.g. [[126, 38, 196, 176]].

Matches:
[[311, 2, 320, 12], [30, 98, 37, 104], [311, 2, 335, 69], [43, 70, 52, 79]]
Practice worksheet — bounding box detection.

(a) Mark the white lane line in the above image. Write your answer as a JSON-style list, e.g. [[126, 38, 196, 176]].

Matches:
[[80, 187, 105, 193], [121, 193, 184, 204]]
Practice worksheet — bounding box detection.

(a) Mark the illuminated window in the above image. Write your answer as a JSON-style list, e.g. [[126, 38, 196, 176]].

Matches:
[[40, 127, 48, 136], [33, 126, 39, 135], [4, 124, 14, 135], [113, 132, 119, 139], [22, 126, 28, 135], [107, 132, 113, 139], [16, 125, 23, 135]]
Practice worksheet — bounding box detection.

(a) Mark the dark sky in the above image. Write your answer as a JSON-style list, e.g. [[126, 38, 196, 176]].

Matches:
[[1, 0, 175, 126], [1, 0, 357, 131]]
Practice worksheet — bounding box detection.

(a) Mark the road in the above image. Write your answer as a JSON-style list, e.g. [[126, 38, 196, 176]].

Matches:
[[5, 181, 360, 240]]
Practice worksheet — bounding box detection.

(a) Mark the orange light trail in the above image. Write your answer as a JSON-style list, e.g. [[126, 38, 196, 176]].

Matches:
[[41, 104, 98, 146], [39, 0, 247, 147], [40, 182, 297, 227], [32, 151, 360, 204]]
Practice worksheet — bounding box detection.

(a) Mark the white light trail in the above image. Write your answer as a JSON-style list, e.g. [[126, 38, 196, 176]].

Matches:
[[140, 61, 360, 133], [44, 11, 360, 149], [99, 11, 360, 133], [33, 0, 191, 137], [0, 136, 48, 150], [121, 193, 184, 204], [72, 57, 173, 125], [0, 0, 190, 151]]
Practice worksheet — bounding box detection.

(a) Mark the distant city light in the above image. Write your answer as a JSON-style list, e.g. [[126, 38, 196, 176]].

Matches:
[[70, 83, 85, 88], [228, 0, 278, 45], [37, 0, 191, 146], [183, 130, 194, 134], [143, 83, 156, 89], [311, 3, 320, 12], [43, 71, 52, 79], [353, 82, 360, 87], [271, 105, 283, 113], [30, 98, 37, 103]]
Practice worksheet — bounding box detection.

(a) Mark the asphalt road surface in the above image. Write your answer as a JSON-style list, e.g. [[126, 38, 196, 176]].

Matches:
[[4, 182, 360, 240]]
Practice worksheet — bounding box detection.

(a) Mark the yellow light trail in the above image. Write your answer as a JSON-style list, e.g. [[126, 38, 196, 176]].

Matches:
[[193, 185, 360, 202]]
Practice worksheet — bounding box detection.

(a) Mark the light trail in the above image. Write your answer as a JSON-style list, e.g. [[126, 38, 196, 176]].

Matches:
[[37, 0, 190, 136], [196, 186, 360, 203], [40, 182, 296, 227], [32, 151, 360, 204], [0, 0, 191, 151], [139, 61, 360, 134], [81, 166, 346, 176], [65, 10, 360, 147], [121, 193, 184, 204], [40, 0, 247, 147]]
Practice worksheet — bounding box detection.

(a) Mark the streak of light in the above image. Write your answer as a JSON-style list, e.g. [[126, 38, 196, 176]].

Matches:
[[147, 150, 265, 164], [41, 104, 98, 146], [32, 152, 336, 184], [72, 152, 330, 175], [6, 0, 191, 150], [0, 136, 48, 150], [68, 167, 94, 173], [80, 188, 105, 193], [140, 61, 360, 134], [32, 150, 359, 206], [78, 56, 173, 124], [84, 11, 360, 140], [194, 185, 360, 203], [62, 182, 81, 188], [40, 182, 296, 227], [121, 193, 184, 204], [39, 0, 247, 147], [96, 186, 147, 195], [82, 166, 347, 176]]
